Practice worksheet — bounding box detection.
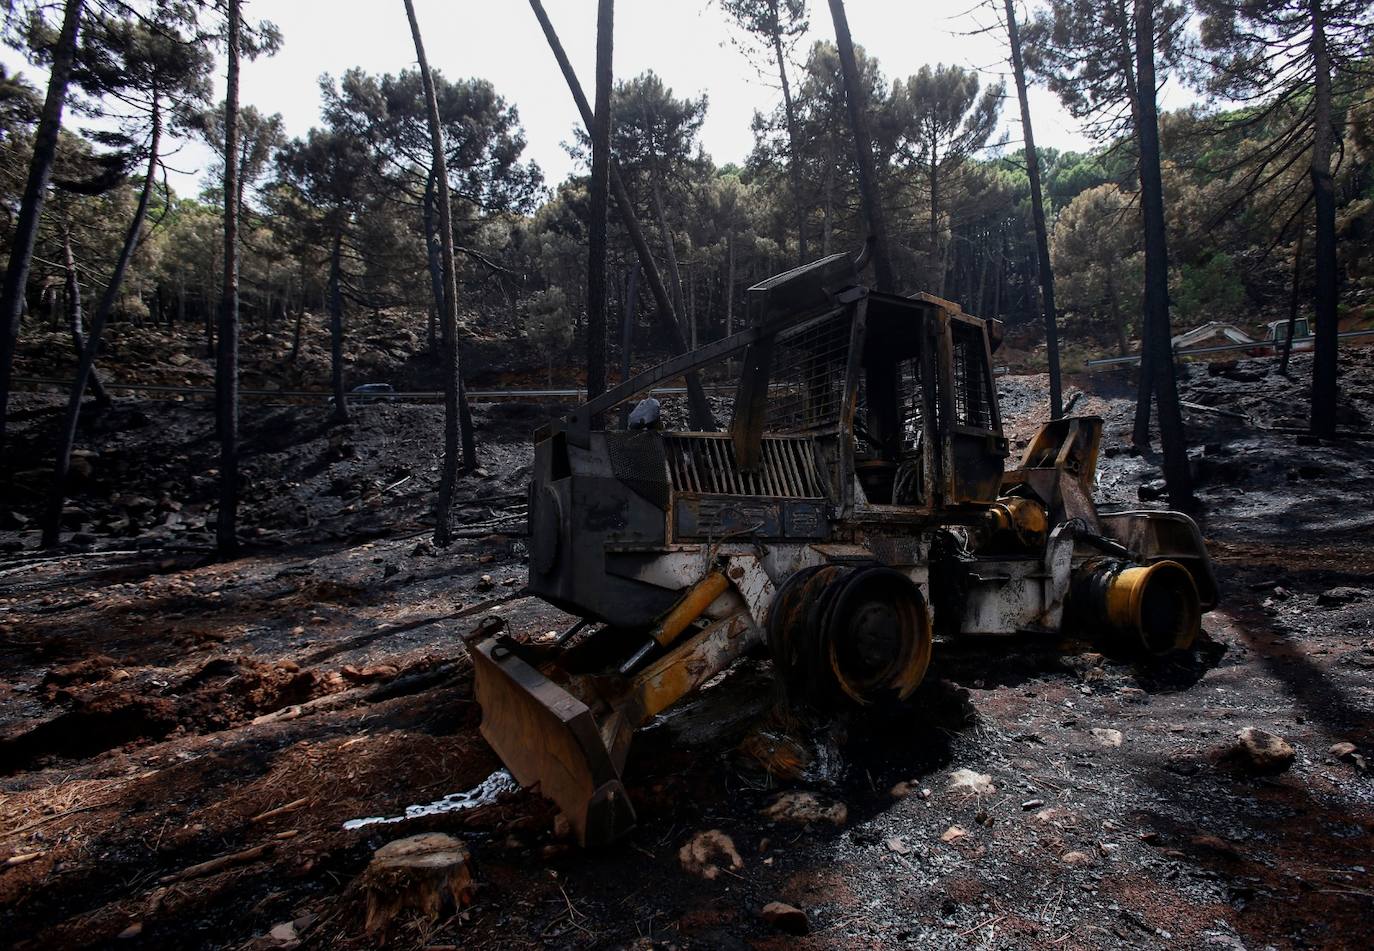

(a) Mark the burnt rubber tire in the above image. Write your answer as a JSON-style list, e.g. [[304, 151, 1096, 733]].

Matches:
[[823, 566, 933, 706]]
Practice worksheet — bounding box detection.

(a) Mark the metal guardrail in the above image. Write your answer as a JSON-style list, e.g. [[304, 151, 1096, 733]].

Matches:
[[9, 377, 732, 404], [1084, 329, 1374, 370]]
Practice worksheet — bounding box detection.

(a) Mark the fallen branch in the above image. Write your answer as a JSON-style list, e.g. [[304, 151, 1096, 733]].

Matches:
[[1179, 400, 1253, 422], [956, 914, 1007, 939], [159, 842, 275, 884], [250, 798, 309, 824], [3, 852, 42, 868]]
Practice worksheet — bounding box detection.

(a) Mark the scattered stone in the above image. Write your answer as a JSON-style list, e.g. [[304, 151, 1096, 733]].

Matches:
[[340, 664, 399, 683], [1190, 834, 1242, 859], [940, 825, 968, 843], [1317, 587, 1364, 607], [678, 830, 743, 881], [760, 901, 809, 935], [1229, 727, 1296, 775], [1138, 480, 1166, 502], [411, 540, 435, 557], [1165, 753, 1201, 776], [117, 922, 143, 939], [761, 790, 847, 827], [1061, 850, 1094, 867], [1330, 742, 1368, 770], [1091, 728, 1124, 748], [889, 781, 912, 799], [1117, 687, 1149, 704], [1021, 799, 1045, 810], [885, 836, 911, 855], [918, 787, 932, 800], [267, 920, 299, 946], [947, 768, 995, 797], [358, 833, 474, 936], [476, 574, 494, 591]]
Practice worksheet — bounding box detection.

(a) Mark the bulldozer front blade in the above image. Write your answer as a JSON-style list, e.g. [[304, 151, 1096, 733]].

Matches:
[[469, 636, 636, 847]]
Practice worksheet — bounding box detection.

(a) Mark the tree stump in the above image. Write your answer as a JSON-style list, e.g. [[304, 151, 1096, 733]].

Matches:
[[359, 832, 473, 936]]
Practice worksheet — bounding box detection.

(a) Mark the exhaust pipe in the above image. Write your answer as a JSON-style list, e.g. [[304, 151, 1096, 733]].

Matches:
[[1072, 558, 1201, 655]]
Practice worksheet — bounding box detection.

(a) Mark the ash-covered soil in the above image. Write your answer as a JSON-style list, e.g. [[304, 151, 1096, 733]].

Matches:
[[1, 350, 1372, 950]]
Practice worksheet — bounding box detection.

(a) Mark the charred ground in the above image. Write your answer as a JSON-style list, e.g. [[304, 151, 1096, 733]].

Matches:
[[1, 350, 1372, 950]]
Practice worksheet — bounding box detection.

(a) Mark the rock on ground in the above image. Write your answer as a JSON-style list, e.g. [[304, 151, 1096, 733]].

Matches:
[[1230, 727, 1297, 775], [678, 830, 743, 881]]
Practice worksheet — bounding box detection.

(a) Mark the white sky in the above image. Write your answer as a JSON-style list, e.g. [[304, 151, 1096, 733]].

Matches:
[[6, 0, 1114, 199]]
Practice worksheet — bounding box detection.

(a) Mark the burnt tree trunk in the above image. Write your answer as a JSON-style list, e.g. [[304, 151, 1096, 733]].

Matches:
[[651, 181, 686, 322], [44, 95, 161, 548], [0, 0, 84, 448], [826, 0, 896, 293], [216, 0, 242, 555], [1133, 0, 1191, 507], [61, 229, 109, 406], [529, 0, 715, 430], [771, 21, 808, 263], [423, 169, 442, 354], [1307, 0, 1338, 436], [328, 228, 348, 423], [1280, 229, 1304, 377], [406, 0, 470, 545], [586, 0, 613, 417], [1006, 0, 1063, 419]]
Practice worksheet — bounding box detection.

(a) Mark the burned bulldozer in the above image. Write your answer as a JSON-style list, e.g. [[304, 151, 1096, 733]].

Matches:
[[467, 251, 1218, 846]]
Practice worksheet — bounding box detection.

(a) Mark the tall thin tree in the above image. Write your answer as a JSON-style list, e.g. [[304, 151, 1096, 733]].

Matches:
[[586, 0, 613, 413], [217, 0, 242, 555], [1133, 0, 1191, 508], [0, 0, 83, 448], [721, 0, 809, 263], [44, 96, 162, 547], [1306, 0, 1337, 436], [404, 0, 465, 546], [1003, 0, 1063, 419], [529, 0, 715, 430], [825, 0, 896, 292]]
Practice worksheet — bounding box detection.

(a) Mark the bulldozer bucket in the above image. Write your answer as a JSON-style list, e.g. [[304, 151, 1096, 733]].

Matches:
[[469, 637, 637, 847]]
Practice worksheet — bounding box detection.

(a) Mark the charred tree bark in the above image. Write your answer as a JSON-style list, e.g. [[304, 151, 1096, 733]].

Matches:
[[327, 228, 348, 423], [1307, 0, 1338, 437], [619, 262, 638, 429], [826, 0, 896, 293], [1281, 229, 1304, 378], [1006, 0, 1063, 419], [406, 0, 470, 546], [771, 19, 808, 263], [216, 0, 242, 556], [651, 181, 686, 324], [423, 168, 444, 354], [61, 229, 109, 406], [586, 0, 613, 417], [0, 0, 83, 448], [529, 0, 715, 430], [44, 96, 161, 548], [1133, 0, 1191, 508]]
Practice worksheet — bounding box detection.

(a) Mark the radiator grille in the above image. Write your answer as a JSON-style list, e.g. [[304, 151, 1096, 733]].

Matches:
[[665, 434, 825, 498]]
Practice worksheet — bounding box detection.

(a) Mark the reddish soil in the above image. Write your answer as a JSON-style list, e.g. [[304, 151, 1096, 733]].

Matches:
[[2, 350, 1372, 950]]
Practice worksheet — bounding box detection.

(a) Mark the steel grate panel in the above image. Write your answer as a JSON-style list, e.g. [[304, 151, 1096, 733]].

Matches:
[[952, 324, 993, 429], [762, 312, 851, 433], [665, 434, 824, 499]]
